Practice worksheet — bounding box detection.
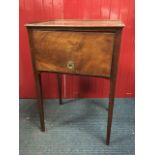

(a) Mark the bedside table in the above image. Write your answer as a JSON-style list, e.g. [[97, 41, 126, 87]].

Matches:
[[25, 20, 125, 145]]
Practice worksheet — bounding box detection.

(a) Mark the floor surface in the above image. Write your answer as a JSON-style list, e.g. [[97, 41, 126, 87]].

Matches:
[[19, 98, 135, 155]]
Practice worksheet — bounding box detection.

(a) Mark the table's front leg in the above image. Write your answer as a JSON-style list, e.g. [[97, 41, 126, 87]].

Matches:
[[34, 72, 45, 131], [106, 76, 116, 145]]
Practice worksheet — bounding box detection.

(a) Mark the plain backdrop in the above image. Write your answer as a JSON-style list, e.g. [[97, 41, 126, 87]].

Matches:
[[19, 0, 135, 99]]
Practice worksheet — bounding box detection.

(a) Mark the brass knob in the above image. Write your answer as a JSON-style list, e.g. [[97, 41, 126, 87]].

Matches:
[[67, 61, 74, 70]]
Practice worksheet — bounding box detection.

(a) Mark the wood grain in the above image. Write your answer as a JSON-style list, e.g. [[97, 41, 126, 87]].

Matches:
[[31, 30, 115, 77]]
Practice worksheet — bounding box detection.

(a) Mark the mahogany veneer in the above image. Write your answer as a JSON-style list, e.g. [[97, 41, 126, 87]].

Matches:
[[25, 19, 125, 145]]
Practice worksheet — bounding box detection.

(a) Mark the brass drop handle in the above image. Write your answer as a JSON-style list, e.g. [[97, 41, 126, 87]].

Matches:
[[67, 61, 74, 70]]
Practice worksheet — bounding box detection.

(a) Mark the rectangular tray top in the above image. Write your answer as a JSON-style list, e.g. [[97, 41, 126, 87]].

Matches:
[[25, 19, 125, 28]]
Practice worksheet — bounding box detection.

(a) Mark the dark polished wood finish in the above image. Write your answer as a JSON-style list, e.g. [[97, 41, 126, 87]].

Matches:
[[26, 19, 124, 145], [57, 74, 62, 105], [31, 30, 115, 77]]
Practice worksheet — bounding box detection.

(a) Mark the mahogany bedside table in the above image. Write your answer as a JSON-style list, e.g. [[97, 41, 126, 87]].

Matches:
[[25, 20, 125, 145]]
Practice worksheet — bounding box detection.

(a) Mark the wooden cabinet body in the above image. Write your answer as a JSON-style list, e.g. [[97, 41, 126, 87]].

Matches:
[[26, 20, 125, 145], [31, 30, 115, 77]]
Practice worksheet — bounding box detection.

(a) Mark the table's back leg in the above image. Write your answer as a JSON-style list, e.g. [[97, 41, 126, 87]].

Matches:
[[35, 72, 45, 131], [106, 77, 116, 145], [57, 74, 63, 105]]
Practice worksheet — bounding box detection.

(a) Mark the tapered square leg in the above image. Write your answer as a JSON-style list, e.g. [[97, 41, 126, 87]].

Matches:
[[106, 98, 114, 145], [106, 29, 122, 145], [35, 72, 45, 131], [57, 74, 63, 105], [106, 78, 116, 145]]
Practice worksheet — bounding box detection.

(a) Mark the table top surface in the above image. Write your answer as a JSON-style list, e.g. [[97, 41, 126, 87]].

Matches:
[[25, 19, 125, 28]]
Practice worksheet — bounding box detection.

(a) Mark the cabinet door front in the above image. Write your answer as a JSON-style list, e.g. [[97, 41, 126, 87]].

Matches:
[[31, 30, 115, 77]]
